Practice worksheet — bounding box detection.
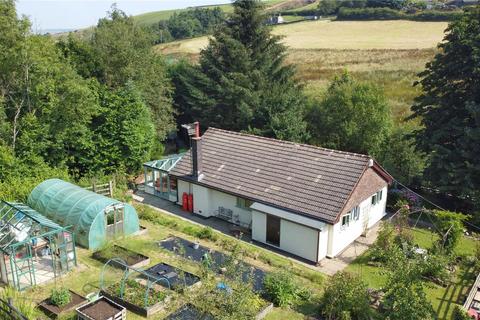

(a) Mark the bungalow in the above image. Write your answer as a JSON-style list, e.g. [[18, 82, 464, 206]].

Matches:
[[144, 126, 392, 264]]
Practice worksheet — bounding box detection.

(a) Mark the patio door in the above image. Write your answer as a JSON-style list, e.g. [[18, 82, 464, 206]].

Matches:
[[266, 215, 280, 246]]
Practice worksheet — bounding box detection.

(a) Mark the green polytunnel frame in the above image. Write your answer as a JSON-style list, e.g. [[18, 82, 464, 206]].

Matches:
[[27, 179, 139, 250], [0, 201, 77, 291]]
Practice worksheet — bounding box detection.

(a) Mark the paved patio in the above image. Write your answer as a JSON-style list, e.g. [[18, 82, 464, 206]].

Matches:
[[133, 189, 384, 276]]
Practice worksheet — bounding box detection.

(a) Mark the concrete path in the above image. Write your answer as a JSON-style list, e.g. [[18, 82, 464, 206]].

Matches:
[[134, 189, 383, 276], [317, 222, 382, 275]]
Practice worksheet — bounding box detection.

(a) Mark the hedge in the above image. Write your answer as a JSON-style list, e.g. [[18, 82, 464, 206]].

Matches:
[[337, 7, 462, 21]]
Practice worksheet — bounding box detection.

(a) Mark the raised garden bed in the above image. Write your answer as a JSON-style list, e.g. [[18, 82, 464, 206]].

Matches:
[[101, 279, 168, 317], [144, 262, 201, 291], [159, 237, 266, 292], [76, 296, 126, 320], [165, 301, 273, 320], [38, 290, 88, 319], [92, 245, 150, 269], [165, 304, 213, 320]]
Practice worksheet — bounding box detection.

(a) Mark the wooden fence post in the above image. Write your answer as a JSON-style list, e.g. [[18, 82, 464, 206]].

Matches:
[[109, 181, 113, 198]]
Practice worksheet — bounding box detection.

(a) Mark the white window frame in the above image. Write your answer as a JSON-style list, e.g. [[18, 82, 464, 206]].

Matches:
[[236, 197, 253, 211], [372, 190, 383, 206], [341, 213, 350, 229], [352, 206, 360, 221]]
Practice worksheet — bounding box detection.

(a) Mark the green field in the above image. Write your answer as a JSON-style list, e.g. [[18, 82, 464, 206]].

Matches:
[[156, 20, 447, 123], [133, 0, 300, 26]]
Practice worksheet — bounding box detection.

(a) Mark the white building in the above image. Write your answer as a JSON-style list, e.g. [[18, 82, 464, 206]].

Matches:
[[145, 127, 392, 264]]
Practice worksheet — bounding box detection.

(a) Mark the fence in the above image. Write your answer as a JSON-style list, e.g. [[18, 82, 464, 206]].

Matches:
[[85, 181, 115, 197], [0, 298, 29, 320]]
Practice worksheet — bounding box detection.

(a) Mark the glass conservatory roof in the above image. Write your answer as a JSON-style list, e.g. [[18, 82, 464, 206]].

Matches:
[[144, 154, 184, 172]]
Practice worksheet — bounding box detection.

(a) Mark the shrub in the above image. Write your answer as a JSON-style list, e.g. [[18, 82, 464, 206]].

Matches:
[[337, 7, 462, 21], [418, 253, 450, 284], [0, 286, 40, 319], [320, 272, 371, 320], [434, 210, 469, 254], [50, 287, 72, 307], [452, 305, 472, 320], [263, 270, 304, 307], [370, 223, 397, 263], [196, 226, 218, 241]]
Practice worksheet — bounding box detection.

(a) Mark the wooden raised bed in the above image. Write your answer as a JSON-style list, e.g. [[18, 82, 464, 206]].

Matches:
[[38, 290, 87, 319], [76, 297, 126, 320], [92, 245, 150, 269], [100, 289, 167, 318]]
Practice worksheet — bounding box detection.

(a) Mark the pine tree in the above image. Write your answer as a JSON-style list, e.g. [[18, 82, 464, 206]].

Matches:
[[172, 0, 308, 142], [410, 7, 480, 208]]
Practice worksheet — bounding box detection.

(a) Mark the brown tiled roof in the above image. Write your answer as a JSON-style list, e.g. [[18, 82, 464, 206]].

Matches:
[[170, 128, 389, 224]]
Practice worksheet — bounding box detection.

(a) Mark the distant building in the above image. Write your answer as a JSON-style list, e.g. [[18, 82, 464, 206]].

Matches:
[[267, 14, 285, 25]]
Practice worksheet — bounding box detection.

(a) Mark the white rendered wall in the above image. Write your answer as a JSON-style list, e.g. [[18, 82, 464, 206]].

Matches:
[[176, 180, 190, 205], [251, 210, 267, 243], [280, 219, 319, 262], [327, 186, 388, 257], [251, 207, 325, 263], [175, 180, 252, 224]]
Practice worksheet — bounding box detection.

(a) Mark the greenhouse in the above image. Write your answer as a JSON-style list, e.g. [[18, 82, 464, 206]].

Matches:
[[27, 179, 139, 250], [0, 201, 76, 291]]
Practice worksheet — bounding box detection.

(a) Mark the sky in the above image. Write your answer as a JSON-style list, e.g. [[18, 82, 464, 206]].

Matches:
[[16, 0, 232, 32]]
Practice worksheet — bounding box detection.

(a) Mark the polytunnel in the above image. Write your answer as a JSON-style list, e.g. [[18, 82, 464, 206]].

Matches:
[[27, 179, 139, 250]]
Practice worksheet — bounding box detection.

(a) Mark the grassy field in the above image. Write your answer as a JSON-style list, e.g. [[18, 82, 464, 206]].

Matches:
[[18, 204, 323, 320], [133, 0, 293, 26], [345, 227, 478, 320], [156, 20, 446, 123], [157, 20, 447, 54]]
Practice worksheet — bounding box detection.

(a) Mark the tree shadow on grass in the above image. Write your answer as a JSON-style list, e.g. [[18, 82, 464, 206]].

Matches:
[[435, 262, 476, 319]]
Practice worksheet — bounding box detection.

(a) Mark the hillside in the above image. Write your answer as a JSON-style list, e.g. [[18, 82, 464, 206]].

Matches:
[[156, 19, 447, 124], [133, 0, 317, 26]]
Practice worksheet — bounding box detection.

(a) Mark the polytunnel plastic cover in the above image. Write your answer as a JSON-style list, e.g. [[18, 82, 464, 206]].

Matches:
[[27, 179, 139, 249]]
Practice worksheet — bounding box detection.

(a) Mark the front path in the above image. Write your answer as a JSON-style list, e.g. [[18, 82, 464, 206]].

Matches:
[[133, 189, 383, 276]]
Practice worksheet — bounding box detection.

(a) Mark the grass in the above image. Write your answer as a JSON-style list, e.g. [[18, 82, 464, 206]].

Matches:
[[156, 20, 445, 125], [9, 203, 323, 320], [345, 226, 478, 320], [156, 20, 447, 54], [133, 0, 290, 26]]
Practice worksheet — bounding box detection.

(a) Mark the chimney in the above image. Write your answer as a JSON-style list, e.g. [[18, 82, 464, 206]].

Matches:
[[191, 122, 202, 179]]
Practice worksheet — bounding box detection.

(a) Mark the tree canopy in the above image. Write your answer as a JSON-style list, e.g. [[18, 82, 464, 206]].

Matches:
[[410, 7, 480, 209], [170, 0, 308, 142], [307, 72, 392, 156]]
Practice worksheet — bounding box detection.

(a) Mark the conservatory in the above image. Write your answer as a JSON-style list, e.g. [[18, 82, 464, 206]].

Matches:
[[0, 201, 77, 290], [143, 154, 183, 202], [27, 179, 139, 250]]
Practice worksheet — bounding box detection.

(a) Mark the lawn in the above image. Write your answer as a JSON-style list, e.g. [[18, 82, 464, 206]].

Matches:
[[345, 226, 478, 320], [16, 203, 323, 320]]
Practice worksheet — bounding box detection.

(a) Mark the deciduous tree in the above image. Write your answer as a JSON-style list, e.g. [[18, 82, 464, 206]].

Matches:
[[307, 72, 392, 156]]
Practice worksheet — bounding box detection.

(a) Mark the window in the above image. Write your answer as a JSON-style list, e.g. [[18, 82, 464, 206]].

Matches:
[[372, 190, 383, 205], [341, 214, 350, 228], [352, 206, 360, 221], [170, 177, 177, 195], [236, 197, 254, 210]]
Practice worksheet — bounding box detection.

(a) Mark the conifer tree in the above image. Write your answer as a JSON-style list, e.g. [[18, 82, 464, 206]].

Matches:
[[172, 0, 308, 142], [410, 8, 480, 208]]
